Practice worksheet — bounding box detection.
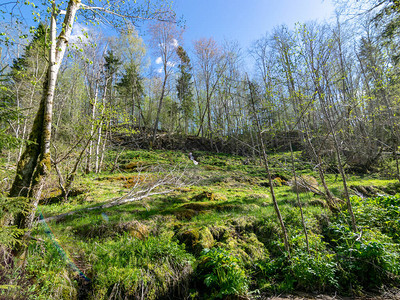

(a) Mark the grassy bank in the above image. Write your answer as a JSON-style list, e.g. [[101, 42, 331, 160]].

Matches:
[[1, 150, 400, 299]]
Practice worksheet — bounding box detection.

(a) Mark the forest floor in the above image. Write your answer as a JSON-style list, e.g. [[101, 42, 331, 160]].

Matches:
[[264, 287, 400, 299], [2, 149, 400, 299]]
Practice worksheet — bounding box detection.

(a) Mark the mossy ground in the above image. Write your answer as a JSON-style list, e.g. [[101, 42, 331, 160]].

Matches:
[[2, 150, 400, 299]]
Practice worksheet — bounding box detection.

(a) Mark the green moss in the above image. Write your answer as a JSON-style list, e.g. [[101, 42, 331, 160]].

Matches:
[[192, 191, 216, 201], [219, 232, 268, 264], [42, 152, 51, 171], [30, 152, 52, 196], [22, 149, 400, 298], [173, 208, 202, 220], [176, 226, 215, 255], [83, 234, 194, 299], [180, 202, 213, 211]]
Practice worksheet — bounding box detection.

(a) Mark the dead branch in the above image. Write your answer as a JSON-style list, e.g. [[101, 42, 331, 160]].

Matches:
[[39, 164, 192, 223]]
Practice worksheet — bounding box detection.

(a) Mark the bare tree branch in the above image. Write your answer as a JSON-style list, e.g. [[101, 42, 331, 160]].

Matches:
[[39, 165, 192, 223]]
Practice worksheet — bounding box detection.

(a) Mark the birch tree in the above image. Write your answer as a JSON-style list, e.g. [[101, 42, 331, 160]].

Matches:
[[149, 19, 181, 144], [193, 38, 226, 139], [2, 0, 174, 233]]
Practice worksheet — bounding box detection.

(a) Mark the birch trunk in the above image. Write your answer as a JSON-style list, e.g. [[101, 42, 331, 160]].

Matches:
[[9, 0, 81, 230]]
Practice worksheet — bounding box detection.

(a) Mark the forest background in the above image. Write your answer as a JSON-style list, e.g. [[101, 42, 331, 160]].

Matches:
[[2, 0, 400, 299]]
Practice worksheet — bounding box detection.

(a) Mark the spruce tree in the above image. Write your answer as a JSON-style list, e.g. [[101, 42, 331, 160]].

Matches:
[[176, 46, 194, 134]]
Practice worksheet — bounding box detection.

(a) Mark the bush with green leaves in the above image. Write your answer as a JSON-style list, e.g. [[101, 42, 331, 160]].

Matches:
[[0, 251, 33, 299], [287, 234, 338, 291], [256, 234, 337, 292], [0, 194, 32, 298], [325, 223, 400, 291], [351, 195, 400, 242], [197, 247, 249, 299]]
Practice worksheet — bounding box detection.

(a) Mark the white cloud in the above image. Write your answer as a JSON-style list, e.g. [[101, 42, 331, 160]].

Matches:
[[167, 61, 176, 68], [171, 38, 178, 48], [157, 67, 163, 73], [155, 57, 162, 64], [70, 23, 90, 44]]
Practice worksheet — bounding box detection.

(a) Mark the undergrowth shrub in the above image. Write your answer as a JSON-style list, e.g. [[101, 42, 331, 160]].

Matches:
[[0, 194, 30, 248], [351, 195, 400, 242], [325, 223, 400, 291], [196, 247, 249, 299], [320, 195, 400, 292], [288, 234, 338, 291], [0, 248, 34, 299], [256, 233, 337, 292], [0, 194, 32, 299], [26, 238, 78, 299]]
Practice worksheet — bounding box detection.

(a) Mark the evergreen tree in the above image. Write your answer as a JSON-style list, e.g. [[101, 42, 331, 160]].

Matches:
[[0, 23, 48, 158], [176, 46, 194, 134], [11, 23, 48, 73], [117, 64, 145, 128], [9, 22, 48, 110], [0, 69, 22, 151], [104, 49, 122, 126]]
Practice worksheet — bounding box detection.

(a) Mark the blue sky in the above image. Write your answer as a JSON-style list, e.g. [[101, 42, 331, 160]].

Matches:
[[0, 0, 336, 73], [173, 0, 335, 50]]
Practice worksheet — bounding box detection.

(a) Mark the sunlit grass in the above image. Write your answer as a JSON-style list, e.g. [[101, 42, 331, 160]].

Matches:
[[25, 149, 400, 299]]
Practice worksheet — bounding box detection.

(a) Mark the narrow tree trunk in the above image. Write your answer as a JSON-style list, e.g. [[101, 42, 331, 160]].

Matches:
[[247, 77, 290, 255], [323, 111, 357, 232], [303, 127, 336, 209], [95, 123, 103, 173], [313, 74, 357, 232], [95, 81, 109, 173], [99, 128, 109, 171], [152, 74, 167, 146], [289, 140, 309, 254], [131, 81, 136, 127], [62, 130, 96, 200], [206, 85, 212, 138], [85, 86, 99, 173]]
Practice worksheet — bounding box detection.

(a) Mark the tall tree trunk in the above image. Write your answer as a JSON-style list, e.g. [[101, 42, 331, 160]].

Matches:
[[99, 127, 109, 171], [278, 39, 337, 211], [9, 0, 81, 232], [289, 140, 309, 254], [247, 77, 290, 255], [312, 68, 357, 232], [86, 85, 99, 174], [303, 124, 337, 210], [206, 84, 212, 138], [152, 74, 167, 145]]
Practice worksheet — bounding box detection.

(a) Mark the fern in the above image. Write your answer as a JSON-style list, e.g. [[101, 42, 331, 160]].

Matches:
[[0, 193, 30, 247]]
